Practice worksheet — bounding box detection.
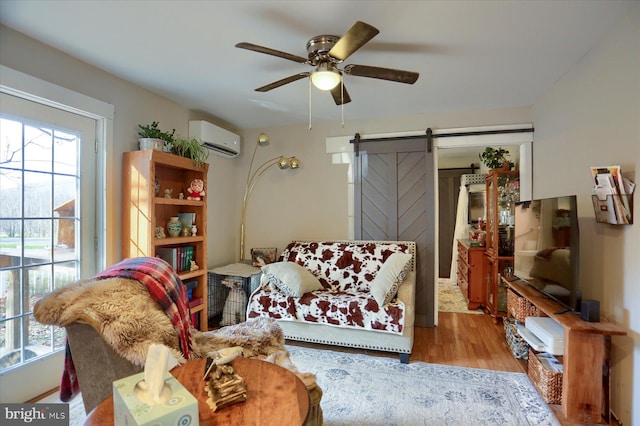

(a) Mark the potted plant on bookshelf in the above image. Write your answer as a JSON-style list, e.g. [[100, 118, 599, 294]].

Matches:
[[479, 147, 515, 170], [171, 137, 209, 167], [137, 121, 176, 151]]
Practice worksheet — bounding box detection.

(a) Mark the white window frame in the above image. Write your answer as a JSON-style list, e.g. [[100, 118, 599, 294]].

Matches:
[[0, 65, 113, 273]]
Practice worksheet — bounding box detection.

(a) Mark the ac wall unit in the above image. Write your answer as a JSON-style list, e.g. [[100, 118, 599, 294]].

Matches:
[[188, 120, 240, 158]]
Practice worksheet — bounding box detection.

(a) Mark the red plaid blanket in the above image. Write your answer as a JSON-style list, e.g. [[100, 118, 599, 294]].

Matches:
[[60, 256, 192, 401]]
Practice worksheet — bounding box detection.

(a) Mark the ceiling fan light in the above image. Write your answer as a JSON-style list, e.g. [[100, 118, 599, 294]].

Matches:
[[310, 63, 341, 91]]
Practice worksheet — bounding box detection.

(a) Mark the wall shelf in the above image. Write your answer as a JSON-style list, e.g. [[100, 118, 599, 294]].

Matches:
[[591, 193, 634, 225]]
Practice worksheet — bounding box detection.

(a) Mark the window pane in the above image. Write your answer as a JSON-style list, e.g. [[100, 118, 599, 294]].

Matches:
[[23, 219, 52, 265], [25, 265, 51, 313], [53, 130, 78, 175], [27, 314, 61, 352], [0, 118, 23, 170], [53, 262, 77, 291], [23, 124, 52, 173], [54, 175, 77, 213], [54, 218, 76, 250], [0, 219, 23, 253], [0, 169, 22, 216], [0, 317, 23, 369], [0, 268, 21, 320], [24, 171, 51, 218]]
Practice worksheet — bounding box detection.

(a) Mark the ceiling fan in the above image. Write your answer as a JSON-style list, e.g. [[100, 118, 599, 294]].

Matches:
[[236, 21, 419, 105]]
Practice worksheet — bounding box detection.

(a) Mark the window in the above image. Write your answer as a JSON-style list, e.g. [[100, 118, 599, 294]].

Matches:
[[0, 95, 98, 376]]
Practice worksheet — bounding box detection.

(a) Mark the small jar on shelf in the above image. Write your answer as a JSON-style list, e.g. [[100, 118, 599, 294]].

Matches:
[[167, 216, 182, 237]]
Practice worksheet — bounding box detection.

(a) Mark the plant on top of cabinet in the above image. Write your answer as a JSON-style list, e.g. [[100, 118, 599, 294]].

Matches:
[[137, 121, 176, 151], [171, 137, 209, 167], [479, 147, 515, 170]]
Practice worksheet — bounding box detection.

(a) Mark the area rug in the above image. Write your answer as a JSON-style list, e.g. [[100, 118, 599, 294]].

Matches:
[[288, 345, 559, 426], [438, 278, 483, 314]]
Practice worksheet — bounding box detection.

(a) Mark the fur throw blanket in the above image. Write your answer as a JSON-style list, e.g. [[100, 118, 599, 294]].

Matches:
[[33, 276, 316, 389]]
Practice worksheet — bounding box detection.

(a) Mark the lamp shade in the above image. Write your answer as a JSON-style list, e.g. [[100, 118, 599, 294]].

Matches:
[[310, 63, 341, 91], [277, 156, 290, 169], [257, 132, 270, 146], [288, 157, 301, 169]]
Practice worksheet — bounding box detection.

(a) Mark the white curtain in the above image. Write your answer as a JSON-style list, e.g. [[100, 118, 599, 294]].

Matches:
[[449, 183, 469, 284]]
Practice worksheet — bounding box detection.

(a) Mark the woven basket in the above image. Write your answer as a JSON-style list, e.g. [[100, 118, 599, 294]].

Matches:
[[503, 318, 529, 360], [507, 289, 545, 322], [528, 349, 563, 404]]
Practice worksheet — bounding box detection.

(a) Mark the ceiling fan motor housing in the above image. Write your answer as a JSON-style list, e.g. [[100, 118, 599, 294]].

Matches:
[[306, 35, 340, 64]]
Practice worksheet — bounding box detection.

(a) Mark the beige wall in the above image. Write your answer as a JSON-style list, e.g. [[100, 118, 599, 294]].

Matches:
[[0, 24, 238, 267], [532, 6, 639, 424], [236, 108, 531, 266]]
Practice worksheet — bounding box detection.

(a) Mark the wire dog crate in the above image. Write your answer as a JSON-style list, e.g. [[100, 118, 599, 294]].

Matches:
[[207, 271, 261, 328]]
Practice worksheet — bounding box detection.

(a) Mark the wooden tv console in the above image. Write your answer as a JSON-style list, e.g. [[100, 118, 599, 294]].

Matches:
[[505, 279, 627, 424]]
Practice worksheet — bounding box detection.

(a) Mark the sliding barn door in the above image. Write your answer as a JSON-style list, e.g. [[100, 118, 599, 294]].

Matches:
[[354, 138, 435, 327]]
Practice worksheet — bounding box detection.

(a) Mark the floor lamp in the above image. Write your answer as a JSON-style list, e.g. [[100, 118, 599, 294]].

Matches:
[[240, 132, 300, 261]]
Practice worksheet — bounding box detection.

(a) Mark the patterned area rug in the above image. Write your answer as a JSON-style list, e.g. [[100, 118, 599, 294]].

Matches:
[[288, 345, 559, 426], [438, 278, 483, 314]]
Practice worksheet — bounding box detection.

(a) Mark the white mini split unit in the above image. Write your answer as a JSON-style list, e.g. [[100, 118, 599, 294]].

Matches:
[[188, 120, 240, 158]]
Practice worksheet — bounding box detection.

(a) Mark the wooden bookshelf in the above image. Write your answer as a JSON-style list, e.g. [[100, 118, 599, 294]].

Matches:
[[122, 150, 208, 331]]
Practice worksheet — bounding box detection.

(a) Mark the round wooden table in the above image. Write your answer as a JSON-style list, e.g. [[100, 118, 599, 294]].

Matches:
[[85, 357, 310, 425]]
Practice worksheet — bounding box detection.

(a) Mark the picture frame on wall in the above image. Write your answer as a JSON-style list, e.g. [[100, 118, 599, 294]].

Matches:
[[251, 248, 277, 267]]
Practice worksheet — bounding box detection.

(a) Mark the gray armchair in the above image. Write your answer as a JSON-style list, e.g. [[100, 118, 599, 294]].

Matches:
[[65, 323, 141, 413]]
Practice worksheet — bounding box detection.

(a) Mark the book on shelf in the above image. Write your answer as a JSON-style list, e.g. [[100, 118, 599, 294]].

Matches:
[[178, 212, 196, 229], [157, 245, 195, 273], [591, 165, 634, 224], [188, 297, 203, 309]]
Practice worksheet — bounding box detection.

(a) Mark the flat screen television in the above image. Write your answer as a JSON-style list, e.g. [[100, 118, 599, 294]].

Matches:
[[513, 195, 581, 313]]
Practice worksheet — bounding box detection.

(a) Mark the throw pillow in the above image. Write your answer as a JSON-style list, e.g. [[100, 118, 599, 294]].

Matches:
[[370, 252, 412, 306], [262, 262, 322, 297]]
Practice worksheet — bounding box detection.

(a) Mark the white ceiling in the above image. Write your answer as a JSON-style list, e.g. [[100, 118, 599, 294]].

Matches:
[[0, 1, 634, 130]]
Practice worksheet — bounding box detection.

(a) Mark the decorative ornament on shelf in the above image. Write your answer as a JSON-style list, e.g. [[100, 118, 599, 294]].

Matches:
[[167, 216, 182, 237], [187, 179, 205, 201], [154, 226, 165, 239], [479, 147, 515, 170], [240, 132, 301, 261]]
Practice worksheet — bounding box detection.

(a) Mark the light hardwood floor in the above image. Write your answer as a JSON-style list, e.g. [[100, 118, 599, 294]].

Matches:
[[413, 312, 524, 371], [289, 312, 524, 372]]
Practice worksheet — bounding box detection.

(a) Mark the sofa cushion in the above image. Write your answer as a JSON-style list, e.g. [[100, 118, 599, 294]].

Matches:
[[262, 262, 322, 297], [370, 252, 412, 306], [279, 241, 412, 293], [247, 287, 406, 335]]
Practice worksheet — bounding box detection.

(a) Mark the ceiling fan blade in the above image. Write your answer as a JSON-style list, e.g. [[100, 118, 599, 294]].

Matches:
[[330, 82, 351, 105], [343, 64, 419, 84], [328, 21, 379, 62], [255, 73, 309, 92], [236, 42, 309, 64]]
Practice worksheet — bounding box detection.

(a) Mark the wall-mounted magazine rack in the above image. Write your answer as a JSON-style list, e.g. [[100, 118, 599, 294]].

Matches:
[[591, 193, 634, 225]]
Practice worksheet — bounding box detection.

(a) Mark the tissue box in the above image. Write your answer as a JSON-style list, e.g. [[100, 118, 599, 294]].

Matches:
[[113, 372, 199, 426]]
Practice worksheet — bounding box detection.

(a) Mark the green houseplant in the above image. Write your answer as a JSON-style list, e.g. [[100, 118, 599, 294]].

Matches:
[[137, 121, 176, 151], [479, 147, 515, 170], [171, 136, 209, 167]]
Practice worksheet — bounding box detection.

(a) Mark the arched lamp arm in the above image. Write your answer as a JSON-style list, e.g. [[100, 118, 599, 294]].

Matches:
[[240, 156, 284, 260]]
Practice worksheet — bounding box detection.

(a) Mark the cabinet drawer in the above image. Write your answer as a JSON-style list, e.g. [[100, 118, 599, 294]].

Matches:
[[458, 260, 469, 281], [457, 241, 469, 262]]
